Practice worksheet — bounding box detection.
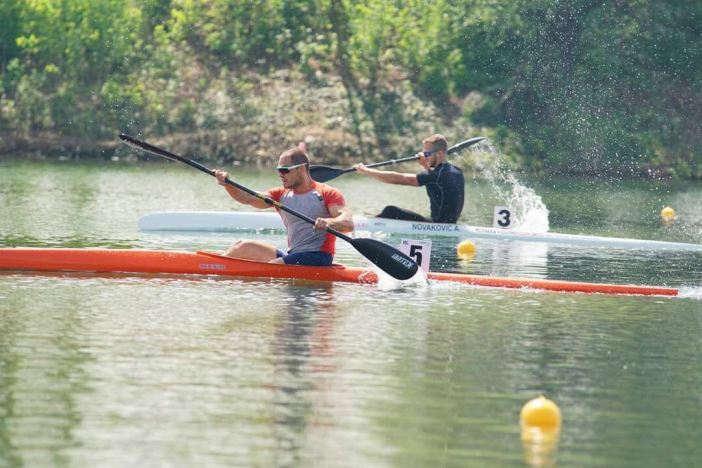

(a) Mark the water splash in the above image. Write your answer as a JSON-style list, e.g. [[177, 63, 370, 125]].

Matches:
[[374, 266, 428, 291], [469, 140, 550, 233], [677, 286, 702, 301]]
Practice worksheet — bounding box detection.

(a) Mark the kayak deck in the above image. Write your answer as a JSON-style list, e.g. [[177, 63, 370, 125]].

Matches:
[[137, 211, 702, 251], [0, 248, 679, 297]]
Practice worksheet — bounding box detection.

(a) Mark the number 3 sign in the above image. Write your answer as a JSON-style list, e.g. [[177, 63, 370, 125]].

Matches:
[[493, 206, 513, 229]]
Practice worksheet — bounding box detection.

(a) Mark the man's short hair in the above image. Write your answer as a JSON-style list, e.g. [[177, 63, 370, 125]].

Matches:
[[423, 134, 448, 152], [280, 148, 310, 166]]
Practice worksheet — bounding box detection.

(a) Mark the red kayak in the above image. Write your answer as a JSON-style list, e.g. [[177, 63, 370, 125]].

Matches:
[[0, 248, 678, 297]]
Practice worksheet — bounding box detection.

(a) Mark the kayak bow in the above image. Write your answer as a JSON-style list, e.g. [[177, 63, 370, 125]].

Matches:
[[0, 248, 679, 296]]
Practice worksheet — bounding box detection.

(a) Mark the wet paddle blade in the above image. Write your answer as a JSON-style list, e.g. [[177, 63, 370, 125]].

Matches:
[[349, 237, 419, 280], [309, 165, 348, 183], [119, 133, 182, 163], [448, 136, 485, 154]]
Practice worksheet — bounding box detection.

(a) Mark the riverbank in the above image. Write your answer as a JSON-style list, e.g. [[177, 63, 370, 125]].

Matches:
[[0, 67, 689, 180], [1, 69, 494, 167]]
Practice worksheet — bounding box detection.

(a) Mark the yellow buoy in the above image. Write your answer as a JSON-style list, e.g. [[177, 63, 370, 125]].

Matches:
[[660, 206, 676, 222], [456, 240, 476, 258], [520, 395, 562, 429]]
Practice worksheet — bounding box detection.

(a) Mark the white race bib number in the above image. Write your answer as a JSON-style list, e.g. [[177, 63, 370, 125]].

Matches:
[[493, 206, 513, 229], [400, 239, 432, 272]]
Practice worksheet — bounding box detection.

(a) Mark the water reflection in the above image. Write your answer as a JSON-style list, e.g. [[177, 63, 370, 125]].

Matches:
[[521, 426, 560, 467], [0, 284, 91, 466], [269, 283, 338, 466], [0, 317, 22, 467], [488, 241, 549, 278], [412, 236, 550, 279], [2, 160, 702, 467], [543, 247, 702, 286]]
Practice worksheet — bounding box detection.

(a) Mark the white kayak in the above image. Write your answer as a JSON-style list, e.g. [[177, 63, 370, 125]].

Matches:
[[138, 211, 702, 251]]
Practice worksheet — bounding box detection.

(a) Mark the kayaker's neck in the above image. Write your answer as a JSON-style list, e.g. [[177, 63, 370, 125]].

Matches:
[[290, 175, 315, 192]]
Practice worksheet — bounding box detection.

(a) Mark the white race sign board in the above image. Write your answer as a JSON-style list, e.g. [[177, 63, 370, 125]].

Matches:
[[400, 239, 432, 272], [493, 206, 514, 229]]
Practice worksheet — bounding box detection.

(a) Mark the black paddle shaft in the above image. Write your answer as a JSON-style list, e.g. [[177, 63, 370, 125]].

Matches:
[[118, 133, 419, 280], [119, 134, 344, 233], [309, 136, 485, 183]]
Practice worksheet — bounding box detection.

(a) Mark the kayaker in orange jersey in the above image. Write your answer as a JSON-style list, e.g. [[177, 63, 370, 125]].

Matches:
[[353, 133, 465, 224], [213, 146, 354, 266]]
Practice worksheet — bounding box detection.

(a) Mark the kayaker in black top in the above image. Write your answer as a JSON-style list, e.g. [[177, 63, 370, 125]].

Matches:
[[353, 134, 464, 223]]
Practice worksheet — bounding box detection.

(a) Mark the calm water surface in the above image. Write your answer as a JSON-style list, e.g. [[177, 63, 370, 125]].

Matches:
[[1, 159, 702, 467]]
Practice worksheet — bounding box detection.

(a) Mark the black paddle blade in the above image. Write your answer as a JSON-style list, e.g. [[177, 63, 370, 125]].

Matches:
[[119, 133, 179, 162], [349, 237, 419, 280], [309, 165, 346, 183], [449, 136, 486, 154]]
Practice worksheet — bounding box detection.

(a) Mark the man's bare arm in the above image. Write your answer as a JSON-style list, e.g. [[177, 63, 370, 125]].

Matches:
[[214, 169, 272, 209], [353, 164, 419, 186], [314, 205, 354, 232]]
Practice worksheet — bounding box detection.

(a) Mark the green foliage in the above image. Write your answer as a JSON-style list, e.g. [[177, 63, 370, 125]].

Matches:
[[0, 0, 699, 177], [452, 0, 701, 176], [162, 0, 326, 70], [0, 0, 22, 71]]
